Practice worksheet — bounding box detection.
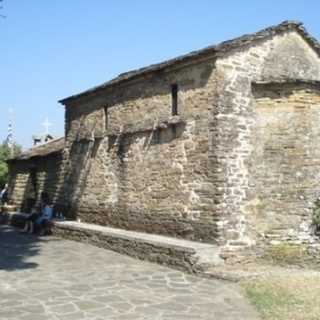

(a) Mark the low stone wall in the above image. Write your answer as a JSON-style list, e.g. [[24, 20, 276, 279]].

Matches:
[[5, 212, 223, 273], [51, 221, 223, 273], [0, 211, 28, 227]]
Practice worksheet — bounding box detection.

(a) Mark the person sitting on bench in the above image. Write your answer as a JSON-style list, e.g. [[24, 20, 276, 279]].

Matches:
[[22, 193, 53, 234], [36, 202, 54, 235]]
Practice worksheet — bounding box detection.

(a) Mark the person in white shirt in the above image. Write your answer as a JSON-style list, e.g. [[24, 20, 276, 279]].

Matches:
[[0, 184, 8, 205]]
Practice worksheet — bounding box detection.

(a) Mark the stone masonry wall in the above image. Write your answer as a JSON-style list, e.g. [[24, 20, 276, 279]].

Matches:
[[63, 59, 220, 242], [212, 31, 320, 248], [8, 162, 30, 209], [8, 153, 63, 212], [60, 29, 320, 249], [248, 84, 320, 245]]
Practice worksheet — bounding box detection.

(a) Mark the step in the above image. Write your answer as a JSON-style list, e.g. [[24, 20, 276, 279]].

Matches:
[[52, 220, 223, 273]]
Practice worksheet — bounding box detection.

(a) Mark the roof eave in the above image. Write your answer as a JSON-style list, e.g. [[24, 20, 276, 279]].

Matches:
[[59, 20, 319, 106]]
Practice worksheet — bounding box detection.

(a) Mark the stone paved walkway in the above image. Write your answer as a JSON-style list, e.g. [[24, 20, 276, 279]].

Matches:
[[0, 225, 259, 320]]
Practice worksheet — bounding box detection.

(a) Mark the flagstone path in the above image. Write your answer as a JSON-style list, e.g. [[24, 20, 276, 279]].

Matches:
[[0, 225, 259, 320]]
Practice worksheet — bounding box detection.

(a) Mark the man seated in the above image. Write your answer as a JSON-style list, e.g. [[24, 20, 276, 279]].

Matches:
[[22, 208, 39, 233], [22, 193, 54, 235], [37, 204, 54, 236]]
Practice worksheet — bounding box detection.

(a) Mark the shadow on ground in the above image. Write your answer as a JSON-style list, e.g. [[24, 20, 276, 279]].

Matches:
[[0, 224, 41, 271]]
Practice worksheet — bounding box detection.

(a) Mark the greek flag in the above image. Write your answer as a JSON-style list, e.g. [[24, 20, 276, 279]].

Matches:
[[5, 123, 13, 148]]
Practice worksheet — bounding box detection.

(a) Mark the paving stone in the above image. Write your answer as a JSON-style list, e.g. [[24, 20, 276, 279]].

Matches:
[[20, 314, 50, 320], [86, 306, 116, 317], [56, 311, 87, 320], [19, 305, 46, 314], [74, 300, 105, 311], [48, 303, 77, 315], [0, 309, 25, 318], [0, 226, 259, 320]]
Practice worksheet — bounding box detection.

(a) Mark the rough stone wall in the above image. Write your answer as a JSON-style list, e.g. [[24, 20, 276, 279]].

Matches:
[[8, 153, 63, 212], [248, 84, 320, 244], [8, 162, 31, 209], [212, 31, 320, 248], [60, 29, 320, 248], [63, 59, 220, 242]]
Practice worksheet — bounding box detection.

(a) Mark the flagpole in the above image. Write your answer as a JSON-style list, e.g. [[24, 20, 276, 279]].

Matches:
[[8, 108, 14, 157]]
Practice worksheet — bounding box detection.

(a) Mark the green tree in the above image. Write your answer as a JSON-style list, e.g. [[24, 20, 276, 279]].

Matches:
[[0, 143, 21, 188], [0, 0, 5, 18]]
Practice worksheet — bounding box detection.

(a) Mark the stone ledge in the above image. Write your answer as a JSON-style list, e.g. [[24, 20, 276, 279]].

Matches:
[[52, 220, 223, 273], [1, 211, 28, 227], [6, 212, 223, 273], [106, 115, 186, 137]]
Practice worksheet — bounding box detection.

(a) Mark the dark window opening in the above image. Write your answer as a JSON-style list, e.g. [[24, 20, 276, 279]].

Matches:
[[30, 168, 37, 197], [104, 107, 108, 130], [171, 84, 178, 116], [171, 124, 177, 138], [152, 128, 161, 144]]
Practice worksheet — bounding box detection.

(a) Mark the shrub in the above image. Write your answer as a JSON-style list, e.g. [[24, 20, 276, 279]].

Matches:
[[262, 243, 307, 266], [312, 199, 320, 232]]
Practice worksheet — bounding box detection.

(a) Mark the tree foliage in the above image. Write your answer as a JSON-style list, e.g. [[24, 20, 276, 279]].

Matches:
[[0, 143, 21, 188], [0, 0, 5, 18]]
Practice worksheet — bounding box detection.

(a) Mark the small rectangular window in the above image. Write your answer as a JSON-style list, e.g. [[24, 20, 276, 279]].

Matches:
[[104, 106, 108, 130], [171, 84, 178, 116]]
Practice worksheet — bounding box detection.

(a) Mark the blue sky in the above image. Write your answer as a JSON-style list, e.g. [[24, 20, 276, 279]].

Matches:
[[1, 0, 320, 149]]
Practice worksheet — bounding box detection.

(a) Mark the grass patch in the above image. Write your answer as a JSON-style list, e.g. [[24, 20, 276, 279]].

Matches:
[[242, 276, 320, 320], [261, 243, 308, 266]]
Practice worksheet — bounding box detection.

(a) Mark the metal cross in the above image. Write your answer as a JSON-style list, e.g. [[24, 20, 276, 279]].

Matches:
[[42, 117, 52, 135]]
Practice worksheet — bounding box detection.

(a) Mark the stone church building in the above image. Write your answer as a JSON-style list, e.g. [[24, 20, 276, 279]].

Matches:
[[8, 21, 320, 251]]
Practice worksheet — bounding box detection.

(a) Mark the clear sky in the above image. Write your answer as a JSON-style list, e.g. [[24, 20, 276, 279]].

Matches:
[[1, 0, 320, 149]]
